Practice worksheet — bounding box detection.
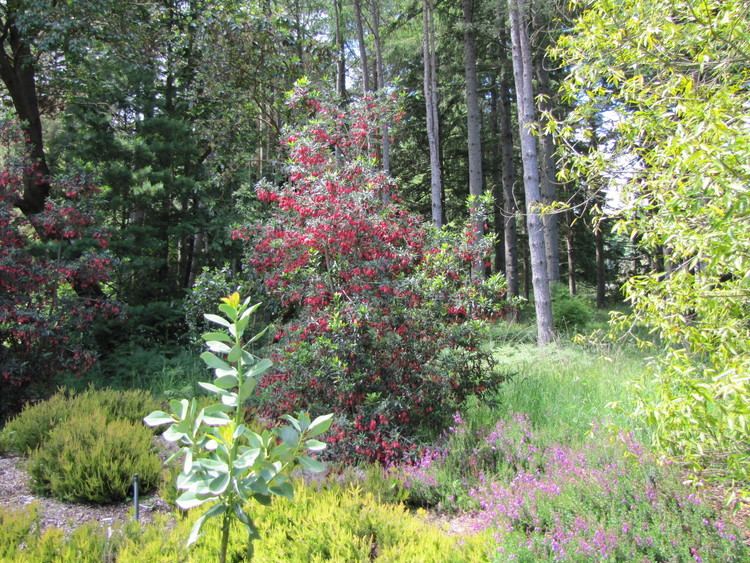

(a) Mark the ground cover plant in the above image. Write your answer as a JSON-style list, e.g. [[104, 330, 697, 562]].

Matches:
[[0, 485, 492, 562], [355, 343, 749, 561]]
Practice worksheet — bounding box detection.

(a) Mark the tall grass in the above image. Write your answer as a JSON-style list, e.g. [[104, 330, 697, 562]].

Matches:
[[486, 340, 647, 445]]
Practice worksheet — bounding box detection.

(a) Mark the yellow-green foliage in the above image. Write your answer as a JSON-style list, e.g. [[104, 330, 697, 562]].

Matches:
[[0, 502, 40, 560], [0, 387, 160, 454], [28, 411, 161, 503], [1, 486, 489, 562], [117, 484, 490, 562], [0, 504, 108, 563]]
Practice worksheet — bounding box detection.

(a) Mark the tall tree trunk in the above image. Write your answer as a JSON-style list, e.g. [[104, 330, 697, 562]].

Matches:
[[566, 210, 576, 296], [490, 80, 504, 274], [595, 220, 606, 308], [334, 0, 347, 101], [423, 0, 443, 227], [536, 63, 560, 283], [508, 0, 554, 345], [370, 0, 390, 179], [0, 13, 50, 215], [462, 0, 485, 278], [497, 9, 519, 298], [353, 0, 371, 94]]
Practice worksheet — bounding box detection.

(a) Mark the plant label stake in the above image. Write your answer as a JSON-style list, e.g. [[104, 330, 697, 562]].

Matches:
[[133, 473, 140, 522]]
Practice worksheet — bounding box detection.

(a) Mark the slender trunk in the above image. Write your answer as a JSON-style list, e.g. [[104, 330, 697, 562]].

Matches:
[[370, 0, 390, 180], [353, 0, 371, 94], [508, 0, 554, 345], [334, 0, 347, 100], [524, 242, 531, 301], [490, 81, 504, 273], [423, 0, 443, 227], [498, 10, 519, 298], [536, 63, 560, 282], [566, 211, 576, 296], [595, 220, 606, 308], [463, 0, 485, 277]]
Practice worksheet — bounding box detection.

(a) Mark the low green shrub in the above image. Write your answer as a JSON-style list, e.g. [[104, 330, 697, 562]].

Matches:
[[29, 410, 161, 503], [0, 387, 161, 454], [0, 390, 74, 454], [116, 484, 491, 562], [0, 504, 109, 562], [551, 283, 594, 333], [0, 502, 40, 560]]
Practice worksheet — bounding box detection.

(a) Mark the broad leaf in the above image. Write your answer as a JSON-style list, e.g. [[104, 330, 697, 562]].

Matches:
[[202, 331, 232, 343], [198, 382, 230, 396], [307, 413, 334, 438], [176, 490, 212, 510], [143, 410, 173, 427], [200, 351, 230, 370], [298, 455, 326, 473], [305, 439, 326, 452], [187, 503, 226, 546], [204, 313, 231, 328]]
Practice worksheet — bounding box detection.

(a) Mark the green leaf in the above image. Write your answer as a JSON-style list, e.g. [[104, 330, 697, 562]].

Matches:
[[198, 382, 230, 396], [170, 399, 190, 420], [176, 491, 212, 510], [247, 358, 273, 379], [143, 411, 173, 427], [227, 344, 243, 363], [298, 456, 326, 473], [163, 426, 187, 443], [247, 325, 269, 344], [253, 493, 272, 506], [202, 331, 232, 343], [269, 479, 294, 499], [204, 313, 231, 328], [307, 413, 334, 437], [234, 447, 261, 470], [239, 302, 262, 320], [221, 393, 238, 407], [206, 341, 231, 354], [305, 439, 326, 452], [238, 377, 257, 402], [203, 411, 231, 426], [278, 425, 299, 445], [235, 316, 250, 338], [214, 374, 238, 389], [187, 503, 226, 546], [281, 414, 301, 432], [209, 472, 230, 494], [200, 351, 231, 370], [183, 449, 193, 473], [218, 303, 238, 321]]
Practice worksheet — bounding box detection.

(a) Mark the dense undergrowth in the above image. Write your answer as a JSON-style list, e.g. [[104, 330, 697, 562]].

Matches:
[[1, 324, 747, 561]]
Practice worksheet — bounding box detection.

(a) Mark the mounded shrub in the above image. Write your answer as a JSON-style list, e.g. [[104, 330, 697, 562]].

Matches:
[[551, 283, 594, 332], [0, 387, 160, 454], [29, 411, 161, 503]]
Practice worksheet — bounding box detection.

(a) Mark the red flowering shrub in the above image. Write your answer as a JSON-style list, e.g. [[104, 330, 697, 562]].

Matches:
[[0, 121, 118, 419], [239, 85, 507, 464]]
